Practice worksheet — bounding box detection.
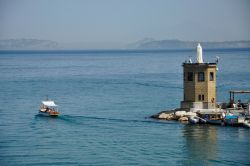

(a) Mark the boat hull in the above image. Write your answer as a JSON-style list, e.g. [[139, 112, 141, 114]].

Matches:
[[243, 120, 250, 128], [224, 115, 238, 126], [39, 111, 59, 117], [188, 117, 199, 124], [206, 119, 223, 125]]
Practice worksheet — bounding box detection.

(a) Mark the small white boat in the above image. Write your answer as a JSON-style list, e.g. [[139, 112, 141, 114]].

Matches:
[[188, 116, 199, 124], [39, 99, 59, 117], [224, 115, 238, 126], [197, 112, 223, 125]]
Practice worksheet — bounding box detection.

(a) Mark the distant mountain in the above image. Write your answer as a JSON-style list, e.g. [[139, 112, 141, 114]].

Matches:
[[0, 39, 58, 50], [0, 39, 125, 50], [129, 39, 250, 50], [1, 38, 250, 50]]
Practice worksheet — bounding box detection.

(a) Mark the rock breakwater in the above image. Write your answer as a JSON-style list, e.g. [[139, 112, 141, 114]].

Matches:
[[151, 109, 197, 121]]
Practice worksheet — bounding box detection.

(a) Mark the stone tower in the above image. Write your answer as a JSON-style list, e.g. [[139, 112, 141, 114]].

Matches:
[[181, 44, 217, 110]]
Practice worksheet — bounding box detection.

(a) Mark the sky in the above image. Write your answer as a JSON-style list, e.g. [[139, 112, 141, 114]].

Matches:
[[0, 0, 249, 48]]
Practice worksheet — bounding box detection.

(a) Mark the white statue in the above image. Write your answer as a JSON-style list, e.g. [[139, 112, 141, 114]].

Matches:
[[197, 43, 203, 63]]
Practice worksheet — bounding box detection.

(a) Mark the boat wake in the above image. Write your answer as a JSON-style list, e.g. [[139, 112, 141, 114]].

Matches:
[[33, 114, 179, 128], [57, 114, 176, 126]]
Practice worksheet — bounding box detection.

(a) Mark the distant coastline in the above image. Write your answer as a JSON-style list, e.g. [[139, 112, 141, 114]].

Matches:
[[129, 39, 250, 50], [1, 48, 250, 55], [0, 38, 250, 51]]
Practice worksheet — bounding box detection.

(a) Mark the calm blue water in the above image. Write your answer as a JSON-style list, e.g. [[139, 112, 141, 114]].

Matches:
[[0, 49, 250, 166]]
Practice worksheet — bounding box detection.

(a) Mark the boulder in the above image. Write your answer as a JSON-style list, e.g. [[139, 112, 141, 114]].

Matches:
[[185, 112, 197, 117], [158, 113, 174, 120], [175, 111, 186, 117], [178, 116, 189, 121]]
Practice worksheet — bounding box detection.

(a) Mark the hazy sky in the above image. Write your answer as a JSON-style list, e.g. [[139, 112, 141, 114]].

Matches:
[[0, 0, 249, 44]]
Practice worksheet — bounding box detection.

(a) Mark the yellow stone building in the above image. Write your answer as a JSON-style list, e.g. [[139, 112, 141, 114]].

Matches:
[[181, 44, 217, 109]]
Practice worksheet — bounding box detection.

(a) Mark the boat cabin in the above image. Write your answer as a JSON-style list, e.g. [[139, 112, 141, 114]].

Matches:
[[40, 101, 58, 113]]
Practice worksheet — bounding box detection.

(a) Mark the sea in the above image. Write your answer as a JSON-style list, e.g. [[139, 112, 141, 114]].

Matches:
[[0, 49, 250, 166]]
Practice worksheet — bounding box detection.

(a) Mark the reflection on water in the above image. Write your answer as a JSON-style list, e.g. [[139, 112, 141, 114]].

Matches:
[[183, 125, 218, 165]]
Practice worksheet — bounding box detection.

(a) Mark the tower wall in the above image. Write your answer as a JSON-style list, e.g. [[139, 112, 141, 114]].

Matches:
[[181, 63, 217, 109]]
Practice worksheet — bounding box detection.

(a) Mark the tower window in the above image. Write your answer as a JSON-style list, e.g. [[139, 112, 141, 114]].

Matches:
[[198, 94, 205, 101], [210, 72, 214, 81], [198, 72, 205, 82], [187, 72, 193, 81]]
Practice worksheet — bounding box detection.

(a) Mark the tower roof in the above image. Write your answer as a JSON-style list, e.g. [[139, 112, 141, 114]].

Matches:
[[183, 62, 217, 67]]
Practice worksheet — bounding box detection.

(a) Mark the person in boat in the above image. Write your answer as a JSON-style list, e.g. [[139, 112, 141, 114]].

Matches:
[[222, 112, 226, 118], [45, 106, 52, 113], [237, 100, 242, 108], [229, 99, 235, 108]]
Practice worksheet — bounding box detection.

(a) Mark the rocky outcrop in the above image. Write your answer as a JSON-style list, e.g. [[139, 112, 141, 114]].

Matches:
[[175, 111, 187, 118], [178, 117, 189, 121], [151, 109, 197, 122], [158, 112, 174, 120], [185, 112, 197, 116]]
